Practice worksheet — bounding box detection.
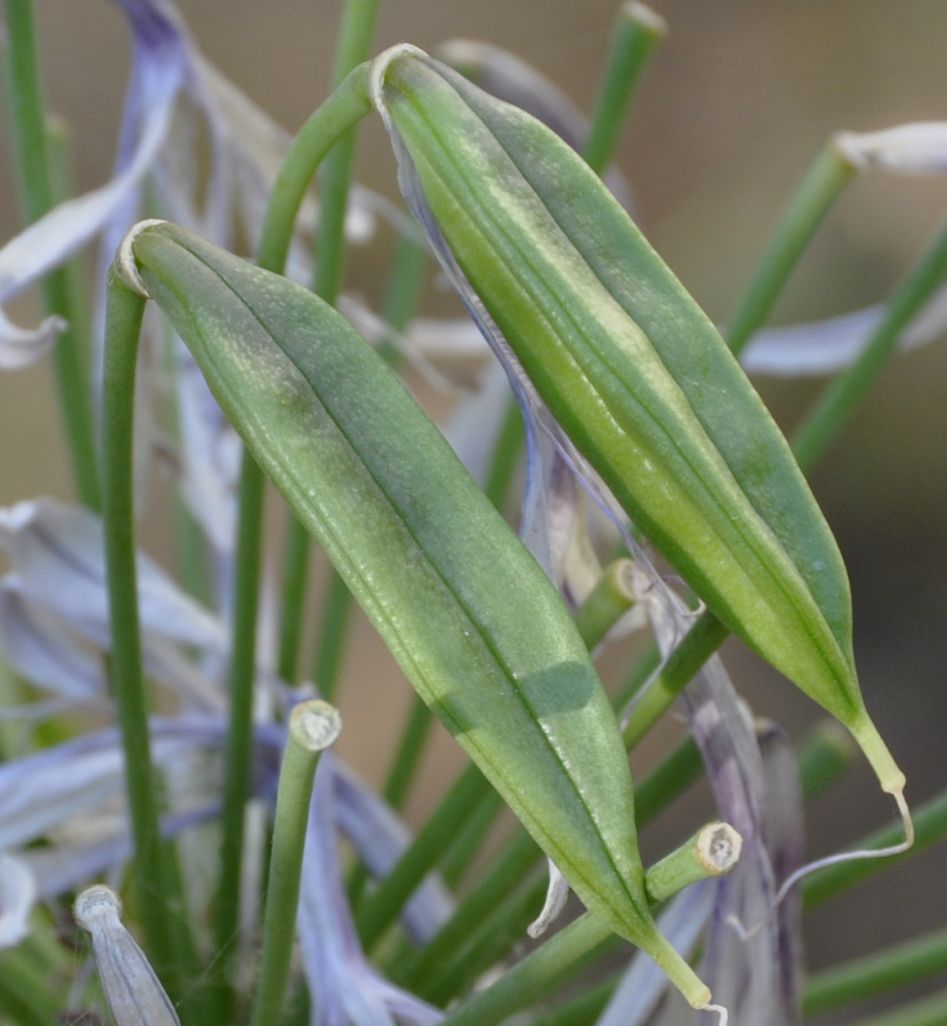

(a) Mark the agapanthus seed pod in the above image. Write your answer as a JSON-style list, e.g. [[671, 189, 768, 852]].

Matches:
[[125, 221, 716, 1011], [371, 46, 905, 805]]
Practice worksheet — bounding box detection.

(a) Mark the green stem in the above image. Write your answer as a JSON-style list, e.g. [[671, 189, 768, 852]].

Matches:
[[438, 830, 728, 1026], [534, 974, 615, 1026], [402, 705, 854, 998], [797, 718, 858, 802], [583, 1, 666, 175], [258, 63, 373, 275], [440, 789, 506, 889], [100, 271, 177, 985], [482, 399, 526, 510], [213, 449, 265, 1010], [248, 702, 341, 1026], [396, 727, 699, 994], [355, 763, 487, 950], [804, 926, 947, 1016], [276, 0, 381, 685], [644, 822, 740, 903], [621, 610, 730, 749], [4, 0, 100, 508], [376, 234, 428, 366], [212, 60, 374, 1013], [804, 789, 947, 907], [383, 694, 437, 811], [573, 558, 637, 646], [793, 212, 947, 471], [726, 141, 858, 356], [852, 988, 947, 1026], [312, 570, 354, 701], [633, 735, 703, 825]]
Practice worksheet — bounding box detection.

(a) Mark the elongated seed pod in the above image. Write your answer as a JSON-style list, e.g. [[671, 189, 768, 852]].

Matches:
[[129, 222, 713, 1009], [373, 47, 904, 798]]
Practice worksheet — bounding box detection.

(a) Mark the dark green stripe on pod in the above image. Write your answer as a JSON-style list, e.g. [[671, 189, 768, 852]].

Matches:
[[374, 48, 903, 797], [129, 222, 711, 1000]]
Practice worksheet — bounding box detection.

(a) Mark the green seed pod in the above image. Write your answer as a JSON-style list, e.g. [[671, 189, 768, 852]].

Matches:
[[129, 222, 713, 1010], [372, 46, 904, 800]]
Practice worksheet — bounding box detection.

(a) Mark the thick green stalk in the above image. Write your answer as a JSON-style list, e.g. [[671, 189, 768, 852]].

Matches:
[[804, 789, 947, 907], [100, 271, 177, 985], [853, 989, 947, 1026], [793, 212, 947, 470], [212, 449, 265, 1004], [277, 0, 381, 685], [4, 0, 100, 508], [355, 764, 487, 950], [797, 719, 858, 802], [248, 702, 341, 1026], [804, 926, 947, 1016], [397, 728, 700, 993], [438, 826, 736, 1026], [536, 975, 615, 1026], [213, 59, 373, 1012], [583, 1, 666, 176], [401, 708, 856, 996], [726, 141, 858, 356]]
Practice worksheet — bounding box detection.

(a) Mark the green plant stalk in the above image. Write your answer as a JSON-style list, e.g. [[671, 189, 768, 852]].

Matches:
[[573, 559, 637, 645], [797, 718, 858, 802], [535, 974, 615, 1026], [248, 702, 341, 1026], [348, 688, 436, 906], [436, 852, 712, 1026], [355, 762, 487, 950], [644, 822, 740, 903], [792, 212, 947, 470], [726, 141, 859, 356], [804, 926, 947, 1016], [583, 1, 666, 176], [311, 570, 354, 700], [212, 60, 373, 1014], [4, 0, 100, 509], [397, 731, 697, 993], [401, 701, 858, 996], [440, 789, 509, 888], [277, 0, 381, 686], [804, 789, 947, 907], [101, 271, 177, 986], [45, 115, 93, 386], [357, 558, 640, 950], [853, 988, 947, 1026], [212, 448, 265, 1010]]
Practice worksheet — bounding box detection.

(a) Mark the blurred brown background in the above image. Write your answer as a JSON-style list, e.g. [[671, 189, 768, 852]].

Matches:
[[2, 1, 946, 1017]]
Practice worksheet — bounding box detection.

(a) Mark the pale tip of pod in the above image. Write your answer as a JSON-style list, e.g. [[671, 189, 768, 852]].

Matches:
[[368, 42, 430, 122], [115, 219, 168, 298], [621, 1, 667, 36], [288, 699, 342, 753], [695, 822, 742, 876]]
